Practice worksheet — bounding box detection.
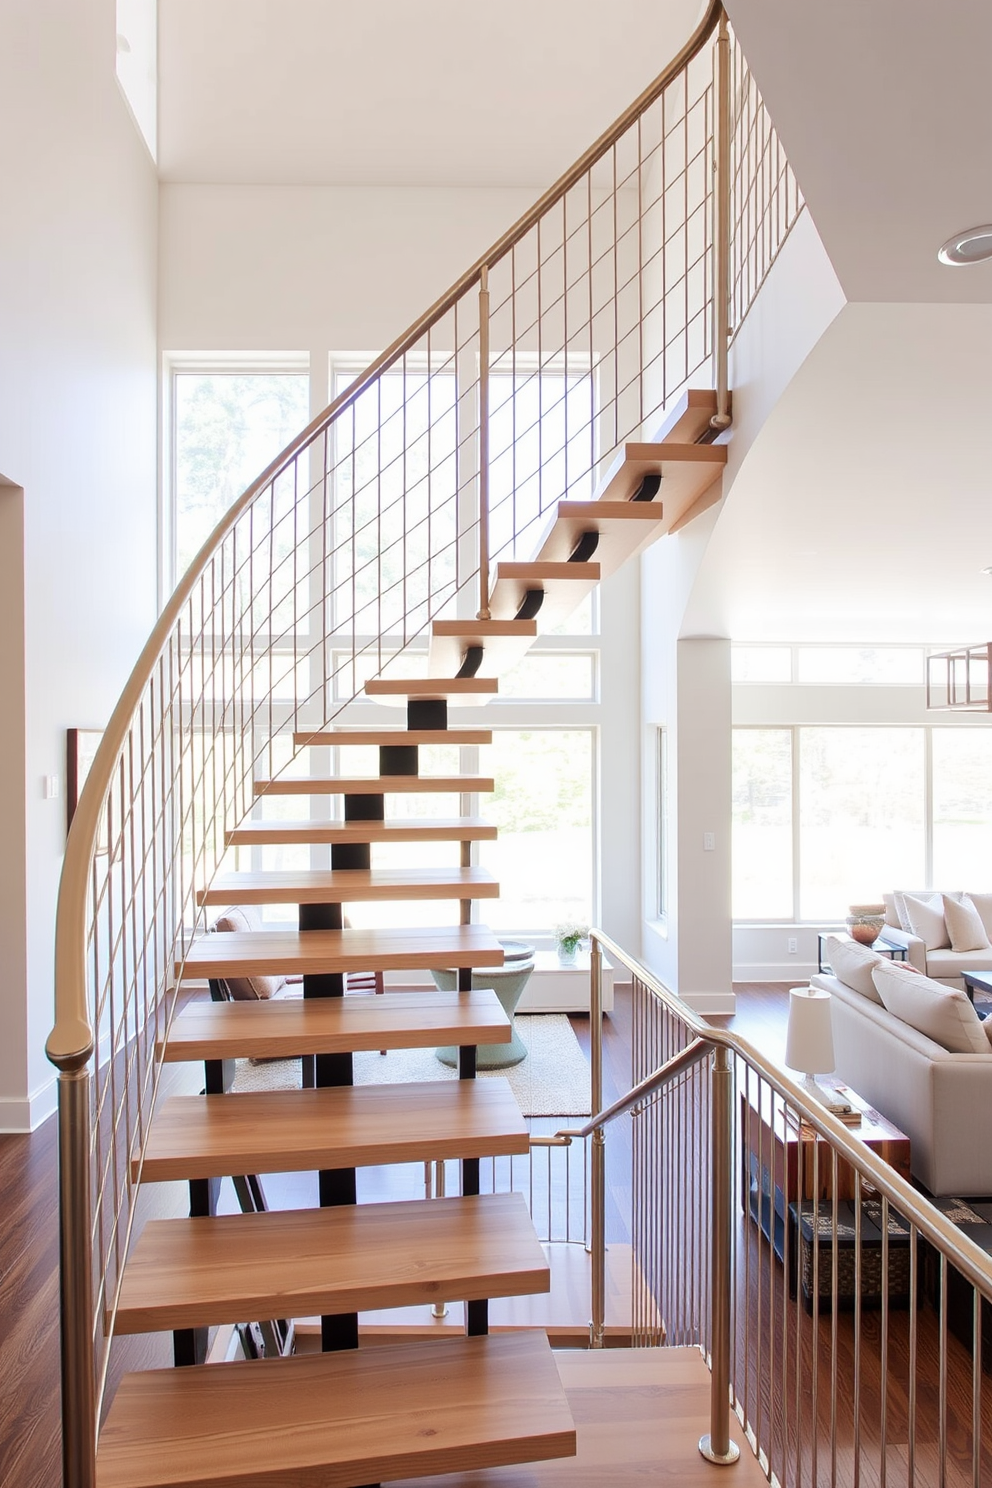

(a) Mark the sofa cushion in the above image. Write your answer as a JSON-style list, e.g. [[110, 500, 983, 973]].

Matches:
[[213, 906, 287, 1001], [900, 893, 950, 950], [871, 961, 989, 1054], [924, 947, 992, 978], [824, 935, 884, 1003], [943, 893, 991, 952], [966, 892, 992, 943]]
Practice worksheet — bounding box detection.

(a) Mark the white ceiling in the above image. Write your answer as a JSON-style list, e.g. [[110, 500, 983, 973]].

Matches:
[[157, 0, 703, 187], [685, 301, 992, 643], [725, 0, 992, 304]]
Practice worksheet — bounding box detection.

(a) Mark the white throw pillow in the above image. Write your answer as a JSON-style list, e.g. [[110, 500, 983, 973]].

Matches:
[[824, 936, 884, 1003], [871, 961, 989, 1054], [942, 893, 991, 953], [966, 892, 992, 943], [900, 893, 950, 951]]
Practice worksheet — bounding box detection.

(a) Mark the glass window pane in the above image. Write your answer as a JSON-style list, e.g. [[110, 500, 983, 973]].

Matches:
[[799, 728, 924, 919], [174, 372, 310, 576], [796, 648, 923, 685], [732, 730, 793, 918], [732, 647, 792, 683], [932, 729, 992, 885], [497, 653, 595, 701], [479, 730, 593, 931]]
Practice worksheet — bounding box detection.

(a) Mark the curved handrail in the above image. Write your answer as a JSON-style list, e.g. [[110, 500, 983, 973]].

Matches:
[[48, 0, 725, 1061], [589, 928, 992, 1305]]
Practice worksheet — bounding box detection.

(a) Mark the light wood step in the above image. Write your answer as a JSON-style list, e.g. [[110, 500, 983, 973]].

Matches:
[[252, 774, 493, 796], [95, 1332, 575, 1488], [396, 1347, 763, 1488], [136, 1079, 529, 1184], [292, 728, 494, 747], [199, 866, 499, 907], [115, 1193, 548, 1335], [593, 440, 725, 522], [227, 816, 498, 847], [488, 560, 601, 630], [428, 618, 537, 677], [535, 500, 667, 576], [365, 675, 498, 707], [160, 988, 511, 1063], [178, 925, 505, 982], [651, 386, 729, 444]]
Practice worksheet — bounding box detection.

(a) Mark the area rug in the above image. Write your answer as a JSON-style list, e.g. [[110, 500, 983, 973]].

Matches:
[[231, 1013, 591, 1117]]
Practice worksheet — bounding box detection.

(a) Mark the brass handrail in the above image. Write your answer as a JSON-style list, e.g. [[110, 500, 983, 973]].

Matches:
[[556, 1035, 712, 1140]]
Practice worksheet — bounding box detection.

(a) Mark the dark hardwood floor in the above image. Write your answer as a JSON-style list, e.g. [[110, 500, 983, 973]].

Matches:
[[3, 982, 985, 1488]]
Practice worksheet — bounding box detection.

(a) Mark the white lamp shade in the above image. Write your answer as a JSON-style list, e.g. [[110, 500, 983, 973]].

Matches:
[[785, 986, 835, 1076]]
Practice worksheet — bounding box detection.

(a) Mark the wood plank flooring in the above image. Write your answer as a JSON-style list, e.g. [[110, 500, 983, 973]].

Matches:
[[5, 982, 989, 1488]]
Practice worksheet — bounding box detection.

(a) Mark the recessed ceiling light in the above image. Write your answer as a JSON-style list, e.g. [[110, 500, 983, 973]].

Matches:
[[938, 226, 992, 266], [981, 566, 992, 576]]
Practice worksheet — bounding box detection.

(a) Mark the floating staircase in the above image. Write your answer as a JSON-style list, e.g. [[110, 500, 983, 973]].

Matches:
[[92, 391, 728, 1487]]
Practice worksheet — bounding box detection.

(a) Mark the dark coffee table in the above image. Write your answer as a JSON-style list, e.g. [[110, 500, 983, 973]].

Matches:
[[960, 969, 992, 1005]]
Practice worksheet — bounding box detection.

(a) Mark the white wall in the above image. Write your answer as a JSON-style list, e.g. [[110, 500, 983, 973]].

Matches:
[[160, 184, 542, 360], [0, 0, 159, 1129], [638, 210, 846, 1009]]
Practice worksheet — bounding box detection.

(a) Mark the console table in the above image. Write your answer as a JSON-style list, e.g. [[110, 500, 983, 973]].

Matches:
[[817, 931, 908, 974]]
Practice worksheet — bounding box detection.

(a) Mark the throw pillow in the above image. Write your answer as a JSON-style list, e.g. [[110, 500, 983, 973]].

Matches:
[[213, 906, 287, 1001], [871, 961, 989, 1054], [966, 892, 992, 943], [942, 893, 991, 953], [824, 936, 884, 1003], [900, 893, 950, 951]]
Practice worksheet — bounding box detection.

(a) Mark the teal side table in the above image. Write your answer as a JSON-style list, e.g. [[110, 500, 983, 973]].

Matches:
[[433, 940, 536, 1069]]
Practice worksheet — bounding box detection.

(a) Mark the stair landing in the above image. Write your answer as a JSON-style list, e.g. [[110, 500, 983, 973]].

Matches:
[[393, 1347, 764, 1487]]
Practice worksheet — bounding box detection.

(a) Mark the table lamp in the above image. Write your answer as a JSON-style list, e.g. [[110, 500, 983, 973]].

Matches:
[[785, 986, 851, 1114]]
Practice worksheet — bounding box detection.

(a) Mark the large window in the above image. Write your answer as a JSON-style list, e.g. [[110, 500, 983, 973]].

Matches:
[[733, 726, 989, 921], [480, 730, 594, 932], [172, 368, 310, 581]]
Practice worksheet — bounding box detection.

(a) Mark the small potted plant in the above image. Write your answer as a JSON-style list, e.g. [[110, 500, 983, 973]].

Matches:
[[554, 921, 589, 966]]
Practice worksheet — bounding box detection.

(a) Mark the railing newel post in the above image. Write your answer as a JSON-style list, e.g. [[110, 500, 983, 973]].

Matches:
[[589, 935, 606, 1347], [55, 1064, 97, 1488], [476, 265, 491, 621], [699, 1042, 740, 1465], [710, 8, 733, 433]]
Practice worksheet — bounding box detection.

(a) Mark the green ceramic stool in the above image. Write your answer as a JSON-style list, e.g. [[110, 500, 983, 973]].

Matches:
[[433, 940, 536, 1069]]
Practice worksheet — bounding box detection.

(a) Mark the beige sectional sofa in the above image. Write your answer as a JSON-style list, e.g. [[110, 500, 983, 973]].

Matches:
[[812, 936, 992, 1197], [880, 890, 992, 987]]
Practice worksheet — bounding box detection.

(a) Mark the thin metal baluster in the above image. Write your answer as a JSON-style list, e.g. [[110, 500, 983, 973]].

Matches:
[[830, 1149, 839, 1488], [939, 1255, 948, 1488], [811, 1132, 820, 1488], [880, 1194, 890, 1488], [853, 1171, 862, 1488], [973, 1286, 982, 1488]]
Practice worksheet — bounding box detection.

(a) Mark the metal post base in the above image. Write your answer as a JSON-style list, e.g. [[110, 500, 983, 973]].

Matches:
[[698, 1435, 740, 1466]]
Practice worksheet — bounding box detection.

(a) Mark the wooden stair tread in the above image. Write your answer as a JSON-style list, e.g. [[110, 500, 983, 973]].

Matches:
[[179, 925, 505, 980], [428, 618, 537, 677], [160, 988, 512, 1063], [227, 816, 498, 846], [96, 1332, 575, 1488], [199, 866, 499, 906], [365, 676, 498, 707], [115, 1193, 548, 1334], [253, 774, 494, 796], [535, 499, 667, 576], [292, 728, 494, 746], [489, 560, 601, 631], [650, 386, 727, 445], [593, 439, 725, 512], [136, 1079, 529, 1183]]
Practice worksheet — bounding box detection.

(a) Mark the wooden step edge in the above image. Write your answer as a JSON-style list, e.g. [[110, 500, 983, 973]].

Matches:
[[176, 925, 506, 981], [114, 1193, 549, 1335], [135, 1080, 531, 1184], [365, 676, 499, 698], [291, 729, 495, 746], [95, 1333, 576, 1488], [158, 988, 512, 1063], [252, 775, 495, 796], [226, 818, 500, 845], [430, 619, 538, 638], [198, 866, 500, 907]]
